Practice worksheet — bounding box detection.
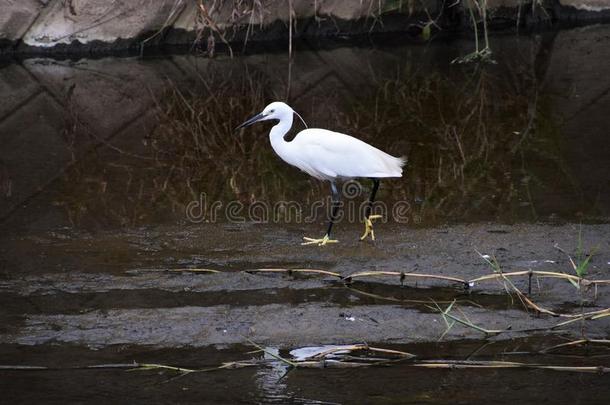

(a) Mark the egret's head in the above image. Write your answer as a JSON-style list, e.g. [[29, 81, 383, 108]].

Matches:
[[261, 102, 293, 121], [236, 102, 295, 130]]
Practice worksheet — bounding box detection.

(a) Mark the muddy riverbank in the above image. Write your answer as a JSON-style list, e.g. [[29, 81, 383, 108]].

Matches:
[[1, 222, 609, 348], [1, 222, 609, 402]]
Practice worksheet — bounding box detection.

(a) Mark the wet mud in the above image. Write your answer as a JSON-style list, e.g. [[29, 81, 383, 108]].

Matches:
[[1, 222, 609, 351], [1, 222, 609, 402]]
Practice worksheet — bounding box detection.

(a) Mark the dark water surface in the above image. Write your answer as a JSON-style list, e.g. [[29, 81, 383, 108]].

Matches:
[[1, 29, 609, 232], [1, 25, 610, 403], [3, 339, 610, 404]]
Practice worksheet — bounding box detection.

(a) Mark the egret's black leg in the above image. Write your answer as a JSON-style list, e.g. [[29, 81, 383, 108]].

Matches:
[[364, 179, 380, 220], [326, 181, 341, 237], [360, 178, 382, 241], [302, 181, 340, 246]]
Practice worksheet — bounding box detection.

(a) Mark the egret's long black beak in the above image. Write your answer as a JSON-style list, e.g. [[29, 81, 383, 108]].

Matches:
[[236, 113, 264, 130]]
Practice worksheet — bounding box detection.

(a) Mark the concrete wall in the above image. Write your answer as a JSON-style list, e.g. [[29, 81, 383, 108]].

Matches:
[[1, 0, 609, 53], [2, 0, 419, 48]]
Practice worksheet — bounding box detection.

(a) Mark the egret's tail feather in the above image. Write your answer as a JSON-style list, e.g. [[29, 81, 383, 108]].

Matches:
[[380, 154, 406, 177]]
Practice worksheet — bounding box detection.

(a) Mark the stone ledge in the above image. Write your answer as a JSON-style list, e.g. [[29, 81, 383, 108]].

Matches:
[[0, 0, 609, 55]]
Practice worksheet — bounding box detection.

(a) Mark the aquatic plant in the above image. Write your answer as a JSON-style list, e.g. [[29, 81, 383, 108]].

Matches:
[[453, 0, 495, 64], [341, 61, 566, 225]]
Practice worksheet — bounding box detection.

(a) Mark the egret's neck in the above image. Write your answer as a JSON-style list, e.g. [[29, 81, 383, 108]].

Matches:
[[269, 113, 294, 157]]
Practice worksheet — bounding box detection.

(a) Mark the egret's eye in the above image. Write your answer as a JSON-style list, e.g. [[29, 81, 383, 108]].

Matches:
[[270, 109, 275, 113]]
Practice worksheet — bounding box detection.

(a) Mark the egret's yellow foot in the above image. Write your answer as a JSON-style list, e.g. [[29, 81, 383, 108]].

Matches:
[[302, 234, 339, 246], [360, 214, 383, 241]]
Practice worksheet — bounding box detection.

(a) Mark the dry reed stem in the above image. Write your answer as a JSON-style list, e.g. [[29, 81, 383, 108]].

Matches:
[[245, 268, 341, 278], [161, 266, 610, 292], [0, 365, 48, 370], [367, 347, 417, 358], [5, 357, 607, 374], [303, 344, 415, 361], [343, 270, 610, 287], [411, 360, 610, 373], [540, 339, 610, 354], [498, 274, 560, 317], [197, 1, 234, 57], [552, 308, 610, 328], [128, 363, 196, 373], [170, 268, 221, 273], [295, 360, 385, 368], [345, 271, 467, 285], [4, 360, 606, 373], [496, 273, 610, 323], [218, 360, 259, 370], [592, 311, 610, 320], [472, 270, 581, 284], [144, 267, 609, 324], [2, 338, 609, 374]]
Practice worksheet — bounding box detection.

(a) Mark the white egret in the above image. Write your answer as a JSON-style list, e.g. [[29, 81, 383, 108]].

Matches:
[[237, 102, 405, 246]]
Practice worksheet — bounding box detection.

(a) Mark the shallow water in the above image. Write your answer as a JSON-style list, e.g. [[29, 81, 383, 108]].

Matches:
[[1, 26, 610, 403], [2, 338, 610, 404]]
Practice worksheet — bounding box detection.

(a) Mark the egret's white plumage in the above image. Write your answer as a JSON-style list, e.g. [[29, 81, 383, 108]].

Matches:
[[256, 102, 405, 181], [237, 101, 405, 246]]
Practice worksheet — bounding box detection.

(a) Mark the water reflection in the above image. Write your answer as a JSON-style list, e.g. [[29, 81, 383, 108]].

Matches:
[[255, 348, 341, 404], [255, 347, 292, 402], [1, 34, 608, 232], [347, 64, 553, 224]]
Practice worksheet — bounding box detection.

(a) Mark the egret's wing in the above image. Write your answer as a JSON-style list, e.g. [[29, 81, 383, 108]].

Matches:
[[292, 129, 404, 179]]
